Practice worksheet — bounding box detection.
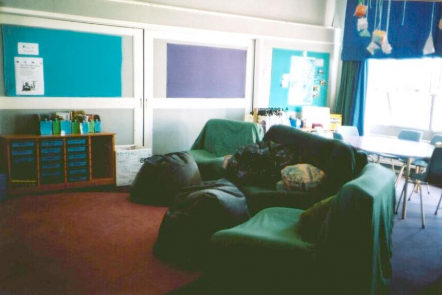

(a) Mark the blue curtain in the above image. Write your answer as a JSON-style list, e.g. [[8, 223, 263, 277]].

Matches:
[[336, 61, 368, 135], [342, 0, 442, 61]]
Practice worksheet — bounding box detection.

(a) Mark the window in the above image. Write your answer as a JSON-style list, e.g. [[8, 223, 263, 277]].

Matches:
[[365, 58, 442, 132]]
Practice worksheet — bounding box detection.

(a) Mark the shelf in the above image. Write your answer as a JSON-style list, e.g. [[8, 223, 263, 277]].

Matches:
[[0, 133, 116, 196]]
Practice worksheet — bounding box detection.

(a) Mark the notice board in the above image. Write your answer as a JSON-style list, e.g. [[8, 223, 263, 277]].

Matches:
[[2, 25, 122, 97], [166, 43, 247, 98]]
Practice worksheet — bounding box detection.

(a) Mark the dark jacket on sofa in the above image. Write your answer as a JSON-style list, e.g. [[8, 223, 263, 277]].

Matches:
[[237, 125, 368, 214]]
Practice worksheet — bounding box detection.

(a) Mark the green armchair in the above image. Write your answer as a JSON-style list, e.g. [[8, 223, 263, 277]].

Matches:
[[189, 119, 264, 181], [211, 163, 396, 295]]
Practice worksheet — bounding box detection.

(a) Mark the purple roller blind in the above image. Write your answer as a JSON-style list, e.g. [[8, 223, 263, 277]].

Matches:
[[166, 43, 247, 98]]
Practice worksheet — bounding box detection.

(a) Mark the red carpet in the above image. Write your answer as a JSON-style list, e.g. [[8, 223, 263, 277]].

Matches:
[[0, 192, 201, 295]]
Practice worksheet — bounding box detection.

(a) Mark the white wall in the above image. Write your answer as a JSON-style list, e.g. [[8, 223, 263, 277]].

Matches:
[[1, 0, 331, 26], [135, 0, 328, 25], [0, 0, 337, 42]]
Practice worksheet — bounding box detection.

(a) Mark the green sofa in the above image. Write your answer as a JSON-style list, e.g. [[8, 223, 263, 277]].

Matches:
[[236, 124, 368, 215], [189, 119, 264, 181], [211, 163, 396, 295]]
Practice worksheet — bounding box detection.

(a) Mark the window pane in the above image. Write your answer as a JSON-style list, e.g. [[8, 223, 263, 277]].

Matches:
[[432, 95, 442, 131], [366, 58, 442, 132]]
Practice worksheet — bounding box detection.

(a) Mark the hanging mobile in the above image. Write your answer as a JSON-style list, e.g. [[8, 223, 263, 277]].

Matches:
[[381, 0, 392, 54], [354, 0, 368, 17], [359, 0, 371, 37], [367, 0, 382, 55], [401, 0, 407, 26], [423, 2, 436, 55]]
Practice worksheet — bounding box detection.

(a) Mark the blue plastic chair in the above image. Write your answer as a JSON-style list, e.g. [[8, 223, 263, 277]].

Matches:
[[336, 126, 359, 138], [408, 134, 442, 196], [396, 147, 442, 228], [379, 130, 423, 187], [398, 129, 423, 142], [333, 133, 344, 140]]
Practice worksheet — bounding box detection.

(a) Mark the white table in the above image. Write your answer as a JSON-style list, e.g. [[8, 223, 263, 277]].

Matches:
[[344, 136, 434, 219]]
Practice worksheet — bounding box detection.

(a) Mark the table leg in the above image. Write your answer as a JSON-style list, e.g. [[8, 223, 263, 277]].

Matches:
[[402, 158, 412, 219]]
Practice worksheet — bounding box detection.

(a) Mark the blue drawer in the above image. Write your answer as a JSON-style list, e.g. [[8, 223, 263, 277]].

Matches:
[[11, 149, 34, 156], [41, 162, 62, 170], [41, 140, 63, 147], [12, 156, 36, 164], [67, 138, 87, 145], [41, 170, 62, 177], [41, 155, 61, 162], [69, 168, 88, 175], [40, 147, 62, 154], [68, 160, 88, 168], [69, 175, 88, 182], [67, 153, 87, 160], [11, 141, 34, 148], [67, 146, 87, 153]]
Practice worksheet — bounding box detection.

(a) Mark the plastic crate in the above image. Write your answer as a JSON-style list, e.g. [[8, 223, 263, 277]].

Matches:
[[67, 138, 87, 145], [41, 162, 62, 170], [68, 160, 88, 168], [67, 153, 87, 160], [41, 155, 62, 162], [11, 141, 34, 148], [12, 156, 36, 164], [11, 149, 34, 156], [68, 175, 89, 182], [41, 140, 63, 147], [40, 147, 62, 154], [41, 170, 62, 177], [68, 168, 88, 175], [67, 146, 87, 153]]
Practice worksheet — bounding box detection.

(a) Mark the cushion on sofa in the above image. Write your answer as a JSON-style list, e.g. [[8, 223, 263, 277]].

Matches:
[[130, 151, 202, 206], [281, 164, 326, 192], [295, 196, 335, 243], [154, 178, 250, 268]]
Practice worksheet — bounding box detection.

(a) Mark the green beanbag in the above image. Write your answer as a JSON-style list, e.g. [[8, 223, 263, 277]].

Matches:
[[130, 151, 202, 206]]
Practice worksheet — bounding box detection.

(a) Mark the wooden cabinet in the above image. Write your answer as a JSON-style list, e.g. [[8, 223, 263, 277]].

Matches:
[[0, 133, 115, 196]]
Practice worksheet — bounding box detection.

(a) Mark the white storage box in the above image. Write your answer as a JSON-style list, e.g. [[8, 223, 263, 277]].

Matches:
[[115, 145, 152, 186]]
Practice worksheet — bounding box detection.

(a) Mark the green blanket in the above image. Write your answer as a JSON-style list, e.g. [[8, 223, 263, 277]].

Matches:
[[211, 164, 395, 295], [190, 119, 264, 180], [191, 119, 264, 157], [317, 163, 396, 295]]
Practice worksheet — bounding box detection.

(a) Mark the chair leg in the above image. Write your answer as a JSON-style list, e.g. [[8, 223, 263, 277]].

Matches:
[[435, 193, 442, 215], [420, 187, 425, 229], [408, 181, 418, 201], [395, 164, 406, 188], [426, 183, 430, 194], [396, 182, 407, 214]]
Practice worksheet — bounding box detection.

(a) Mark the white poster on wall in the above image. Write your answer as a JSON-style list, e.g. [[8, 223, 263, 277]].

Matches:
[[18, 42, 39, 55], [287, 56, 315, 106], [14, 57, 44, 95]]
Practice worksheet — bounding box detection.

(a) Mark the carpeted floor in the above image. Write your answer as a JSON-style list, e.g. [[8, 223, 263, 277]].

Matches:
[[1, 183, 442, 295], [390, 178, 442, 295], [0, 192, 201, 295]]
